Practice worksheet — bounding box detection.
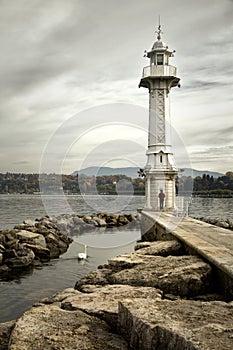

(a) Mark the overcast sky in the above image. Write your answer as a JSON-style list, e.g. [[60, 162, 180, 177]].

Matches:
[[0, 0, 232, 174]]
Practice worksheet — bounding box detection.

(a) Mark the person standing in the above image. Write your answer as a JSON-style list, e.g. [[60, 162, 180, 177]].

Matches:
[[159, 189, 165, 210]]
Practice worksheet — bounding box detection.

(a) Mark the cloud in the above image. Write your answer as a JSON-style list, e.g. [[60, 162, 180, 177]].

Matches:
[[183, 80, 231, 91], [0, 0, 232, 173], [12, 161, 30, 165], [189, 145, 233, 173]]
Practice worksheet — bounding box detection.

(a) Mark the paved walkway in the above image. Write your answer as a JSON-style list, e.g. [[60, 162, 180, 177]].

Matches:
[[142, 211, 233, 279]]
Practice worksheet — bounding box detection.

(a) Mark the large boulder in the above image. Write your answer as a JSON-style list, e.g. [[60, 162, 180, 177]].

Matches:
[[118, 298, 233, 350], [45, 232, 70, 258], [34, 224, 57, 237], [13, 223, 37, 232], [23, 219, 36, 226], [9, 304, 128, 350], [117, 215, 129, 225], [5, 247, 35, 268], [134, 240, 184, 256], [108, 253, 146, 270], [22, 243, 50, 262], [109, 255, 213, 297], [53, 218, 68, 232], [60, 284, 162, 328], [127, 213, 137, 222], [4, 248, 18, 259], [72, 216, 86, 226], [15, 230, 46, 248], [93, 216, 107, 227], [4, 239, 19, 250], [75, 267, 113, 290], [104, 214, 118, 227], [0, 216, 73, 277], [83, 215, 98, 226], [76, 252, 213, 298], [4, 231, 17, 242]]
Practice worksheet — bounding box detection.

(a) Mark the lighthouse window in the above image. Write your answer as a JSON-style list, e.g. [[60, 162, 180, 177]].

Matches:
[[157, 54, 164, 65], [160, 155, 163, 163], [152, 55, 156, 65]]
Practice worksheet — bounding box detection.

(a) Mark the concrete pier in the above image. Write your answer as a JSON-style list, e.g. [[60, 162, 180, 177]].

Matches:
[[141, 211, 233, 299]]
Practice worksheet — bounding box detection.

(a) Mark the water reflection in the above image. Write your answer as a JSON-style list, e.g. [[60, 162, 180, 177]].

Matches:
[[0, 265, 35, 283]]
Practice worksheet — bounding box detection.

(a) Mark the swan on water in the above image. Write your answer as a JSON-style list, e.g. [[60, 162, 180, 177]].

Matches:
[[78, 245, 88, 260]]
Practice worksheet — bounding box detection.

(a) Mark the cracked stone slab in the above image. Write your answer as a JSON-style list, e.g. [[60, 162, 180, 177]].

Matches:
[[118, 298, 233, 350], [9, 304, 128, 350], [61, 284, 162, 328], [109, 255, 212, 297], [134, 240, 184, 256]]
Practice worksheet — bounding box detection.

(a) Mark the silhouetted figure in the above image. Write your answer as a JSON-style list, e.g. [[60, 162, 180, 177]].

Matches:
[[159, 189, 165, 210]]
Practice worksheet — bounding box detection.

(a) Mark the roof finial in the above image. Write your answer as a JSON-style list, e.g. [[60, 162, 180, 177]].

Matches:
[[155, 15, 163, 41]]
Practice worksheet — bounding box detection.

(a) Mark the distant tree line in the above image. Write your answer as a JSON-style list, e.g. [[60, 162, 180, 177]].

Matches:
[[176, 172, 233, 196], [0, 173, 145, 195], [192, 171, 233, 197], [0, 172, 232, 196]]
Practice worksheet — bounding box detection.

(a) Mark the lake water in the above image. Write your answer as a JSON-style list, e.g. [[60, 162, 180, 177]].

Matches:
[[0, 194, 233, 322]]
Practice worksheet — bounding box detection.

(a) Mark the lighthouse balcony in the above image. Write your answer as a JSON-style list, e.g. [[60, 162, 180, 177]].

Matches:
[[142, 65, 177, 78]]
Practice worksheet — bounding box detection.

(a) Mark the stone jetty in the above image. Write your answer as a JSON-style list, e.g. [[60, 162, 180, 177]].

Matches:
[[1, 221, 233, 349]]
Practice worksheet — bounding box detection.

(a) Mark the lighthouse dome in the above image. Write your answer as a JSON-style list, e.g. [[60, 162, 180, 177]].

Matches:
[[152, 40, 167, 50]]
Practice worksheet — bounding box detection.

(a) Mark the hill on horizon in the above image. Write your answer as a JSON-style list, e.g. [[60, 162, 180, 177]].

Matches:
[[72, 167, 224, 179], [72, 166, 139, 178]]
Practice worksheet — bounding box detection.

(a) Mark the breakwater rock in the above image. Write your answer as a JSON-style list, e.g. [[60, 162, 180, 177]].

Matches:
[[119, 298, 233, 350], [75, 244, 213, 298], [194, 217, 233, 230], [0, 216, 73, 277], [2, 237, 233, 349], [0, 213, 137, 278], [51, 212, 138, 234]]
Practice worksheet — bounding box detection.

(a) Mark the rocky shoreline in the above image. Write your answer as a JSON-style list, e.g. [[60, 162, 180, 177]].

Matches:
[[0, 216, 72, 277], [1, 217, 233, 349], [0, 213, 137, 278], [193, 216, 233, 230]]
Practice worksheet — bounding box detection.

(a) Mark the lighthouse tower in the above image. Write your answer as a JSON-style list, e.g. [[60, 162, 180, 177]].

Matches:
[[139, 25, 180, 211]]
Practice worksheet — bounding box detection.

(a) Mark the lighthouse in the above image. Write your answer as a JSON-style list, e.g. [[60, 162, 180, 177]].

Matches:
[[139, 24, 180, 211]]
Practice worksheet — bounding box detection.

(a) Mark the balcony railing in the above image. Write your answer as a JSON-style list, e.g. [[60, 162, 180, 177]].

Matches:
[[142, 65, 177, 78]]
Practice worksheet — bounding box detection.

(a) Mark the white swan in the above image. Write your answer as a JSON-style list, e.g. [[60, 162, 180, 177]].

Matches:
[[78, 245, 88, 260]]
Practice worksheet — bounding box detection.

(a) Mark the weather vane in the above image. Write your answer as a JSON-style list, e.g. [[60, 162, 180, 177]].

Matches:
[[155, 15, 163, 41]]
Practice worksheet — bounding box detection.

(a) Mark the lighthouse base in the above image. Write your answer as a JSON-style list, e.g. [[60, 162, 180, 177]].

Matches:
[[144, 170, 178, 212]]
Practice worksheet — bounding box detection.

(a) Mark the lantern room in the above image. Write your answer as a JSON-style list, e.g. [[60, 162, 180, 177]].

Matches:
[[146, 25, 175, 65]]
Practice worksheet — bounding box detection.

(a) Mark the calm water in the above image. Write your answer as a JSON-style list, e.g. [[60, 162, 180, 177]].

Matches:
[[0, 194, 144, 322], [189, 197, 233, 220], [0, 194, 233, 322]]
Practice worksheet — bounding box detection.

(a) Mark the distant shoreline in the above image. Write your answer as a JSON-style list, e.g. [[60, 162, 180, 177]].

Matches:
[[0, 192, 232, 198], [1, 172, 233, 197]]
